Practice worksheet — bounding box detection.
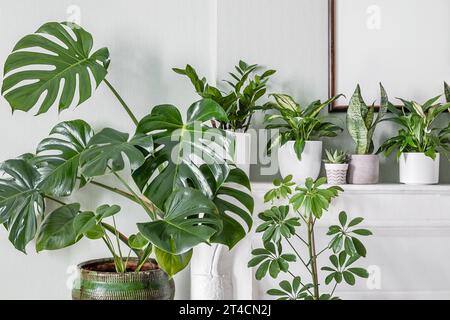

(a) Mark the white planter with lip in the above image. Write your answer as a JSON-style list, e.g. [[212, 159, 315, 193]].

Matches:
[[325, 163, 348, 185], [278, 141, 323, 184], [399, 153, 440, 185], [348, 154, 379, 185], [191, 131, 253, 300]]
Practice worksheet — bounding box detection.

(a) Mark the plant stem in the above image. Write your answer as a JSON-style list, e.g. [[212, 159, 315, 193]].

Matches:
[[103, 78, 139, 126], [294, 233, 309, 247], [110, 169, 156, 220], [44, 195, 66, 206], [330, 282, 338, 297], [286, 238, 312, 275], [90, 180, 137, 203], [308, 217, 320, 299]]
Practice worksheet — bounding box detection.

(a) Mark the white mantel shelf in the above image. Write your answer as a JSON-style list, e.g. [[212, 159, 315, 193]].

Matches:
[[252, 183, 450, 195]]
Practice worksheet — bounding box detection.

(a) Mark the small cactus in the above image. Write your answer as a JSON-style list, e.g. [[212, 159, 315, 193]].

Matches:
[[323, 149, 349, 164], [346, 84, 389, 155]]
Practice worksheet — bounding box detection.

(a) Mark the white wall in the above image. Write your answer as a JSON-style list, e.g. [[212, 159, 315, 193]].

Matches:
[[0, 0, 449, 300]]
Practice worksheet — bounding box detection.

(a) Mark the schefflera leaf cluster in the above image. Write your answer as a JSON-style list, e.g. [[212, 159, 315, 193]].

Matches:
[[249, 176, 372, 300], [0, 22, 254, 276]]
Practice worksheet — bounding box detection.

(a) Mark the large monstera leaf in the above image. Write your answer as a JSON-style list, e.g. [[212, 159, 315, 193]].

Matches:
[[1, 22, 109, 114], [0, 159, 44, 252], [81, 128, 153, 177], [201, 165, 253, 249], [137, 188, 222, 255], [133, 99, 231, 209], [35, 120, 93, 197]]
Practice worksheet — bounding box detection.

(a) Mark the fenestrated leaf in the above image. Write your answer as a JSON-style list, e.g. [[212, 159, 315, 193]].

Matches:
[[201, 165, 253, 249], [137, 188, 222, 255], [133, 99, 230, 209], [2, 22, 109, 114], [34, 120, 93, 197], [36, 203, 81, 251], [81, 128, 153, 177], [154, 247, 192, 277], [0, 159, 44, 252]]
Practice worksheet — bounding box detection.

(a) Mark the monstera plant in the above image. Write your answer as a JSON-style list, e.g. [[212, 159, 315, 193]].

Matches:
[[0, 21, 253, 300]]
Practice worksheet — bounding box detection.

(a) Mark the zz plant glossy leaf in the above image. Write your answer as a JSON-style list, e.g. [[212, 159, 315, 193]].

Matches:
[[1, 22, 109, 114]]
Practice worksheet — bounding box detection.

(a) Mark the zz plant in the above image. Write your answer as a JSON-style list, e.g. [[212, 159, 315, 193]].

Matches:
[[0, 22, 253, 276], [347, 84, 389, 155], [264, 94, 342, 160], [249, 176, 372, 300], [174, 60, 276, 132]]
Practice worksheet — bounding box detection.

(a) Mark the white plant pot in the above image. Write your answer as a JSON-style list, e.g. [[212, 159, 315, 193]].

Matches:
[[348, 154, 379, 185], [231, 132, 252, 176], [325, 163, 348, 185], [399, 153, 440, 185], [278, 141, 323, 184]]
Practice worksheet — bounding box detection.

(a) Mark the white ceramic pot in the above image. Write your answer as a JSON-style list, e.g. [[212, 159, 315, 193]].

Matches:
[[325, 163, 348, 185], [399, 153, 440, 185], [231, 132, 252, 176], [348, 155, 379, 185], [278, 141, 323, 184]]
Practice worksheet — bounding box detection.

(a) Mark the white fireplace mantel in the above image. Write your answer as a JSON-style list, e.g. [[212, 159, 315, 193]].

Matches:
[[191, 183, 450, 300]]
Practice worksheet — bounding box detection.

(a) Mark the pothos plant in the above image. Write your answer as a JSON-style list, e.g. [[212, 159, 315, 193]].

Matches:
[[249, 176, 372, 300], [263, 94, 343, 160], [174, 60, 276, 132], [0, 22, 253, 276]]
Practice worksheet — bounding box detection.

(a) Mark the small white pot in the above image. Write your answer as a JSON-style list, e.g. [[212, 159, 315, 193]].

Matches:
[[399, 153, 440, 185], [230, 132, 252, 176], [348, 154, 379, 185], [278, 141, 323, 184], [325, 163, 348, 185]]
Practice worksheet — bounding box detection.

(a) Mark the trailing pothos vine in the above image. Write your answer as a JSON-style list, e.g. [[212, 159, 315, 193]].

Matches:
[[249, 176, 372, 300]]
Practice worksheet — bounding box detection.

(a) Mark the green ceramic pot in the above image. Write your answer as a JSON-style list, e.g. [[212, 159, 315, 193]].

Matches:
[[72, 258, 175, 300]]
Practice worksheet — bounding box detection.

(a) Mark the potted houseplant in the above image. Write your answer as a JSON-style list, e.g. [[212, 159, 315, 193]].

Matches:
[[0, 22, 253, 300], [264, 94, 342, 184], [346, 84, 388, 184], [249, 176, 372, 300], [323, 149, 349, 185], [174, 61, 276, 175], [378, 96, 450, 185]]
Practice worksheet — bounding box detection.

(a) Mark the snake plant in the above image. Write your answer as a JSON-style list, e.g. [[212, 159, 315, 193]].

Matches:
[[0, 22, 253, 276], [346, 84, 389, 155]]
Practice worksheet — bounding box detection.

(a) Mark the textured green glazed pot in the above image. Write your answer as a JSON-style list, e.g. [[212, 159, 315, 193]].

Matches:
[[72, 258, 175, 300]]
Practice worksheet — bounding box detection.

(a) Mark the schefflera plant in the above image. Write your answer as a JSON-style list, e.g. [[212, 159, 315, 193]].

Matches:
[[0, 22, 253, 276], [347, 84, 389, 155], [249, 176, 372, 300]]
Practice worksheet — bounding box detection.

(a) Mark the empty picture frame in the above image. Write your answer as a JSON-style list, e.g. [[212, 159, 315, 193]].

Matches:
[[328, 0, 450, 111]]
